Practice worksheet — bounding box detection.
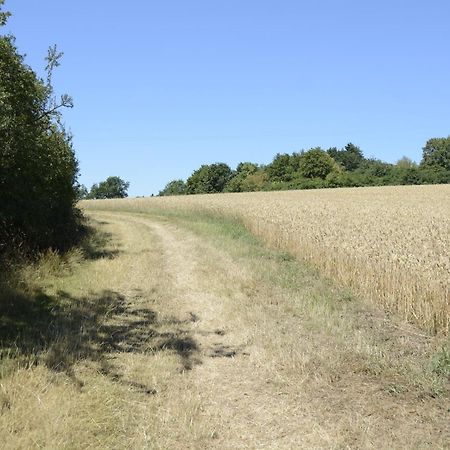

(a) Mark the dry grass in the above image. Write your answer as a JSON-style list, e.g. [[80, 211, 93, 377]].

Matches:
[[81, 185, 450, 334], [1, 201, 449, 448], [0, 216, 212, 448]]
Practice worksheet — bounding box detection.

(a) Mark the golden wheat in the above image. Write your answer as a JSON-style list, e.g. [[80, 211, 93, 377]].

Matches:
[[81, 185, 450, 333]]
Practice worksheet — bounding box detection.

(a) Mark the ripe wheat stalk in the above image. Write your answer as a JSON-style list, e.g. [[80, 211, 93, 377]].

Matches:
[[82, 185, 450, 334]]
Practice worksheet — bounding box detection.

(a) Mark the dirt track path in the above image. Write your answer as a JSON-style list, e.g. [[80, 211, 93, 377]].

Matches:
[[82, 211, 449, 449], [103, 212, 305, 448]]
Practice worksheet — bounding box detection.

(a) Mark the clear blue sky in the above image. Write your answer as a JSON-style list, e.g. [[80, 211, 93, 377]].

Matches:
[[4, 0, 450, 196]]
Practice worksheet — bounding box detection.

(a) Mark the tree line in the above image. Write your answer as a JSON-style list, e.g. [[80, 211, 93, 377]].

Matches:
[[159, 139, 450, 196], [77, 176, 130, 200], [0, 1, 81, 256]]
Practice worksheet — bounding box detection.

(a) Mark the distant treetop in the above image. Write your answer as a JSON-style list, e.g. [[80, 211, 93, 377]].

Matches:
[[157, 138, 450, 196], [87, 176, 130, 199]]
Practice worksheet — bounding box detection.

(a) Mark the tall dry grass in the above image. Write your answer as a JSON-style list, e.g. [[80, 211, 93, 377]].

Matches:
[[81, 185, 450, 334]]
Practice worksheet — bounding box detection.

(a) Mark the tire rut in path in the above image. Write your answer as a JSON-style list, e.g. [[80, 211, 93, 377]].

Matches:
[[124, 214, 250, 366]]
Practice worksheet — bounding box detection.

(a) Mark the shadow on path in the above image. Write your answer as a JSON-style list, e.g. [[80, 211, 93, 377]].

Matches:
[[79, 220, 121, 260], [0, 285, 200, 391]]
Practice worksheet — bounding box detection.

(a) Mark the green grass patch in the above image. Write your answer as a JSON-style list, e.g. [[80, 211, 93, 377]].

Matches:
[[432, 345, 450, 378]]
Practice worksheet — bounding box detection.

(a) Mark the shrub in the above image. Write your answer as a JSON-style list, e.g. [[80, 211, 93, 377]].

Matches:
[[299, 148, 340, 179], [0, 14, 80, 254]]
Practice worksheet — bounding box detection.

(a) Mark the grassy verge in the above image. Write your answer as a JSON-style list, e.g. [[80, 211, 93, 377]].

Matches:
[[3, 205, 449, 395], [81, 187, 450, 335], [120, 208, 450, 395], [122, 208, 450, 447], [0, 221, 119, 377], [0, 207, 448, 448]]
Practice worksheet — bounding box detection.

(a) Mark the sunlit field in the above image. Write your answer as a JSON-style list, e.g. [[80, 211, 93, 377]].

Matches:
[[82, 184, 450, 334]]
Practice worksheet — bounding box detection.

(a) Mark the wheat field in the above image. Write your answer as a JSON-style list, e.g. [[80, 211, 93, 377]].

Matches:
[[82, 184, 450, 334]]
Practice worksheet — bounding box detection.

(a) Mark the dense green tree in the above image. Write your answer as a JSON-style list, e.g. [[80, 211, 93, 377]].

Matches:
[[299, 148, 340, 179], [0, 2, 80, 253], [159, 179, 186, 196], [417, 165, 450, 184], [186, 163, 232, 194], [225, 162, 259, 192], [160, 137, 449, 195], [420, 137, 450, 171], [240, 171, 268, 191], [88, 176, 130, 199], [235, 162, 258, 175], [397, 167, 421, 185], [266, 153, 295, 181], [361, 159, 393, 178], [327, 143, 364, 171]]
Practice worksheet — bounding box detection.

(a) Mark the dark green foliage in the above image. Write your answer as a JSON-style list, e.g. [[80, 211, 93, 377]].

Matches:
[[236, 162, 259, 175], [266, 153, 296, 182], [160, 136, 450, 195], [159, 179, 186, 196], [0, 6, 81, 254], [186, 163, 232, 194], [240, 171, 268, 191], [224, 174, 245, 193], [325, 171, 354, 188], [394, 167, 421, 185], [0, 0, 9, 27], [298, 148, 339, 179], [361, 159, 393, 178], [87, 176, 130, 199], [327, 143, 364, 171], [417, 165, 450, 184], [421, 137, 450, 171], [225, 162, 259, 192]]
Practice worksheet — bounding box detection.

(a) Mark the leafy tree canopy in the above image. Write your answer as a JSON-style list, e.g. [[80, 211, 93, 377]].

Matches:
[[159, 179, 186, 196], [360, 159, 393, 178], [421, 136, 450, 171], [327, 143, 364, 171], [1, 2, 80, 253], [225, 162, 261, 192], [299, 148, 340, 179], [240, 171, 268, 192], [88, 176, 130, 199], [0, 0, 10, 27], [186, 163, 232, 194], [236, 162, 258, 175], [266, 153, 297, 182], [160, 137, 450, 196]]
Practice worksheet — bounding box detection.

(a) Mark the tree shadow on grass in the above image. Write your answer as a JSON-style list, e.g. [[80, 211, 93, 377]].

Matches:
[[0, 286, 200, 392], [79, 220, 121, 260]]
